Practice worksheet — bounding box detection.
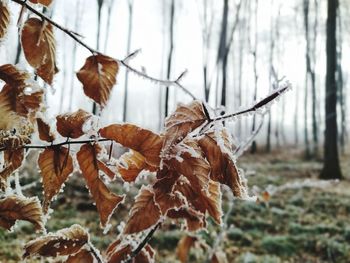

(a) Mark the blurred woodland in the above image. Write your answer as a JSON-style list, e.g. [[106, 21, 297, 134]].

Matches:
[[0, 0, 349, 262]]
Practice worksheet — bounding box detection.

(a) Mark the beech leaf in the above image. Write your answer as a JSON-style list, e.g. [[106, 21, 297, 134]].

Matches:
[[21, 18, 58, 84], [100, 124, 163, 170], [0, 194, 44, 231], [56, 109, 92, 139], [23, 224, 89, 258], [38, 146, 73, 213], [77, 144, 124, 230], [123, 186, 161, 234], [76, 54, 119, 106]]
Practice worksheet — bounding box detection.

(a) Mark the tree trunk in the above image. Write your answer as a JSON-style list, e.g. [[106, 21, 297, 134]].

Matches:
[[219, 0, 229, 109], [92, 0, 104, 115], [164, 0, 175, 118], [320, 0, 342, 179], [123, 0, 134, 122]]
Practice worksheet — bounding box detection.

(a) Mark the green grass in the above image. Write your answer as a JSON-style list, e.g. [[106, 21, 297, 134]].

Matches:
[[0, 152, 349, 262]]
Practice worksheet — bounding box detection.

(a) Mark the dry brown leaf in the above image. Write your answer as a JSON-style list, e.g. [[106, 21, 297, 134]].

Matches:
[[211, 251, 228, 263], [123, 186, 161, 234], [167, 207, 206, 232], [56, 109, 91, 138], [169, 140, 211, 195], [153, 170, 183, 214], [176, 235, 197, 263], [0, 1, 10, 40], [76, 54, 119, 106], [36, 117, 55, 142], [198, 132, 248, 198], [106, 239, 155, 263], [23, 224, 89, 258], [21, 18, 58, 84], [28, 0, 53, 6], [0, 64, 43, 118], [100, 124, 163, 170], [174, 176, 223, 225], [163, 100, 207, 153], [0, 194, 44, 231], [118, 151, 146, 182], [38, 146, 73, 213], [66, 248, 94, 263], [0, 148, 24, 190], [77, 144, 124, 230]]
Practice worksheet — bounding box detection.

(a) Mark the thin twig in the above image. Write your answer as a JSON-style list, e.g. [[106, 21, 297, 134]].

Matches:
[[10, 0, 197, 99], [126, 222, 161, 262], [199, 81, 291, 134], [88, 242, 104, 263], [0, 138, 111, 152]]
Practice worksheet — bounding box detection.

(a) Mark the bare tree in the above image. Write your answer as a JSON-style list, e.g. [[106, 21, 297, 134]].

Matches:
[[303, 0, 318, 158], [320, 0, 342, 179]]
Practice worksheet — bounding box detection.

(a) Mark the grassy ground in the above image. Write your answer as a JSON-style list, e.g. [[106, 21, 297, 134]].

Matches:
[[0, 150, 349, 262]]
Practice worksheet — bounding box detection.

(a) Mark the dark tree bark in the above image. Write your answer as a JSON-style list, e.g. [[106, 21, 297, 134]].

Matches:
[[164, 0, 175, 118], [337, 4, 346, 155], [219, 0, 229, 109], [320, 0, 342, 179]]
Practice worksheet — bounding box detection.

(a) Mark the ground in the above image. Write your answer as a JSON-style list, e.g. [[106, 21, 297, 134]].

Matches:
[[0, 150, 349, 263]]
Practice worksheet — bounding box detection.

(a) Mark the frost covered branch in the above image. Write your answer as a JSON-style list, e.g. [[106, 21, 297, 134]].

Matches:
[[0, 138, 111, 152]]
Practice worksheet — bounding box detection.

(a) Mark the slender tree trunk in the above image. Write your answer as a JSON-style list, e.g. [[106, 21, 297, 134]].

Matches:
[[219, 0, 229, 109], [265, 0, 275, 153], [320, 0, 342, 179], [92, 0, 104, 115], [251, 0, 259, 153], [123, 0, 134, 122], [164, 0, 175, 118]]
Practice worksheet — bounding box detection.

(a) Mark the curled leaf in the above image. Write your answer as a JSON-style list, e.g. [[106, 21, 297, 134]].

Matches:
[[118, 151, 146, 182], [0, 194, 44, 231], [38, 146, 73, 213], [163, 100, 207, 154], [56, 109, 91, 138], [36, 117, 55, 142], [100, 124, 163, 170], [106, 239, 155, 263], [123, 186, 161, 234], [0, 64, 43, 118], [0, 148, 24, 190], [77, 144, 124, 230], [0, 1, 10, 40], [198, 131, 248, 198], [76, 54, 119, 106], [23, 224, 89, 258], [21, 18, 58, 84]]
